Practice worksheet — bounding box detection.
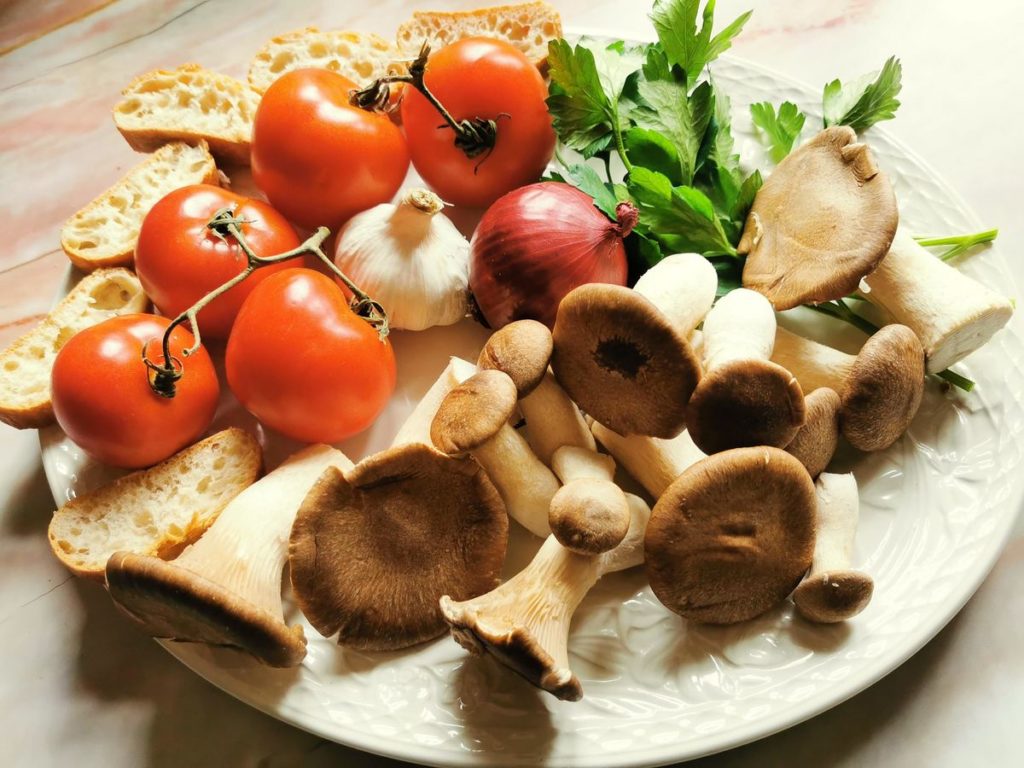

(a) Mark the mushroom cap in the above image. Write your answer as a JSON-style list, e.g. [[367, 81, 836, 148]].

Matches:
[[841, 324, 925, 451], [685, 359, 806, 454], [549, 479, 630, 555], [551, 283, 700, 438], [105, 551, 307, 667], [478, 319, 553, 396], [793, 569, 874, 623], [739, 126, 899, 310], [288, 443, 508, 650], [644, 447, 816, 624], [430, 369, 518, 454], [785, 387, 841, 477], [440, 595, 583, 701]]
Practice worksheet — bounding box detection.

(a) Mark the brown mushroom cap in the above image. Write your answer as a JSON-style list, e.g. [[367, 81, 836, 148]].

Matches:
[[549, 479, 630, 555], [841, 324, 925, 451], [478, 319, 553, 396], [551, 283, 700, 438], [739, 126, 899, 310], [644, 447, 816, 624], [685, 359, 806, 454], [785, 387, 841, 477], [793, 569, 874, 623], [288, 443, 508, 650], [430, 369, 518, 454], [106, 551, 307, 668]]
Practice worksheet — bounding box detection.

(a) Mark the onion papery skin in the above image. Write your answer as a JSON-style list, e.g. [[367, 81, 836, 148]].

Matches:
[[469, 183, 629, 329]]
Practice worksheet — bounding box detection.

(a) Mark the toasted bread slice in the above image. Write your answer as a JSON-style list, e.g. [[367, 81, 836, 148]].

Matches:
[[61, 141, 218, 271], [248, 27, 406, 94], [0, 269, 148, 430], [395, 2, 562, 70], [113, 64, 259, 165], [48, 428, 262, 581]]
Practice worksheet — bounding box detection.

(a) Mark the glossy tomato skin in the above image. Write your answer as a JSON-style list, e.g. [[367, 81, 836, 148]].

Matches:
[[51, 314, 220, 469], [135, 185, 300, 339], [225, 269, 396, 443], [251, 69, 410, 230], [401, 38, 556, 208]]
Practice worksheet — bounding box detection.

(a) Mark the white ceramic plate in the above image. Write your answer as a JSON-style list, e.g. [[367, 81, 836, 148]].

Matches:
[[41, 49, 1024, 767]]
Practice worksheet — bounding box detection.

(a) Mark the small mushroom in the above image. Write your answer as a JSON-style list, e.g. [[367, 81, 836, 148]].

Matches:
[[552, 253, 717, 438], [644, 447, 816, 625], [105, 444, 353, 667], [548, 446, 630, 555], [289, 442, 508, 650], [440, 492, 652, 701], [793, 472, 873, 623], [478, 319, 595, 465], [590, 421, 706, 498], [431, 368, 560, 537], [391, 357, 461, 447], [861, 228, 1014, 373], [686, 288, 806, 453], [784, 387, 841, 478], [739, 126, 898, 310], [771, 325, 924, 452]]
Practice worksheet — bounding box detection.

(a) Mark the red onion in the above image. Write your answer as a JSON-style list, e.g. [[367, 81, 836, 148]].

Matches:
[[469, 182, 635, 329]]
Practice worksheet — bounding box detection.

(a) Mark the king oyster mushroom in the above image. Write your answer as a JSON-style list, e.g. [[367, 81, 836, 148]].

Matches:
[[686, 288, 805, 454], [784, 387, 842, 478], [739, 126, 899, 310], [548, 446, 630, 556], [644, 447, 817, 624], [289, 441, 508, 650], [552, 253, 718, 438], [590, 422, 706, 498], [105, 444, 353, 667], [861, 227, 1014, 373], [771, 325, 925, 452]]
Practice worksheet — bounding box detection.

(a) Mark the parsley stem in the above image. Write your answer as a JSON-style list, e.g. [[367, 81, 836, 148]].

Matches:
[[914, 228, 998, 261], [613, 125, 633, 173]]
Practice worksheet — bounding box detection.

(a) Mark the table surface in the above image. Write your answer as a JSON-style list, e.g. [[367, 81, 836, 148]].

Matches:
[[1, 0, 1022, 766]]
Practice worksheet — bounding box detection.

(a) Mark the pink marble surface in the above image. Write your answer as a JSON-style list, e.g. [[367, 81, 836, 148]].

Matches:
[[0, 1, 1022, 766]]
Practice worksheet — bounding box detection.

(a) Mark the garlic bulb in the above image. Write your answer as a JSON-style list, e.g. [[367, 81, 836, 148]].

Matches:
[[333, 188, 470, 331]]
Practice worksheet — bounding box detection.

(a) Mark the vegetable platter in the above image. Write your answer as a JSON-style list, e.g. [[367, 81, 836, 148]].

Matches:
[[15, 1, 1022, 766]]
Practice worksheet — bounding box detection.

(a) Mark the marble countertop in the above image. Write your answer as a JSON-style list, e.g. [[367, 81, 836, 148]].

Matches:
[[1, 0, 1021, 765]]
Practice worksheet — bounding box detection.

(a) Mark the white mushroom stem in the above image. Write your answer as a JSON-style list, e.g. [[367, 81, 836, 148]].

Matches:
[[862, 228, 1013, 373], [391, 358, 459, 447], [591, 422, 705, 497], [520, 372, 596, 466], [174, 444, 353, 620], [808, 473, 860, 575], [633, 252, 718, 333], [551, 445, 616, 483], [700, 288, 777, 371], [770, 326, 854, 393]]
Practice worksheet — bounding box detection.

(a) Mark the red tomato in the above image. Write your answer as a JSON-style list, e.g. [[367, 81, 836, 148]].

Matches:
[[401, 38, 556, 208], [251, 69, 410, 230], [225, 269, 396, 443], [135, 185, 300, 339], [51, 314, 220, 469]]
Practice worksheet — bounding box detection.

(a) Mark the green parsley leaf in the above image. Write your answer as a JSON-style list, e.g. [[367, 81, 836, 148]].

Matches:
[[650, 0, 752, 86], [750, 101, 806, 162], [823, 56, 902, 132], [558, 163, 622, 220], [547, 40, 616, 157], [633, 71, 715, 184], [624, 128, 684, 185]]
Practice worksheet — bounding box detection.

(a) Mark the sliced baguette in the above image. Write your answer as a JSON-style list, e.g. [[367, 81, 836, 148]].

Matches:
[[0, 269, 149, 429], [48, 428, 262, 581], [113, 64, 260, 165], [248, 27, 406, 94], [61, 141, 218, 271], [395, 2, 562, 70]]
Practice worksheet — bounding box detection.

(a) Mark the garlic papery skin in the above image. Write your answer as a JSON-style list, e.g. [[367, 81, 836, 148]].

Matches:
[[334, 188, 470, 331]]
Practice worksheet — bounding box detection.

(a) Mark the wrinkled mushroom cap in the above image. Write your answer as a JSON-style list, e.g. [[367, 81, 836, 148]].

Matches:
[[841, 324, 925, 451], [793, 569, 874, 623], [288, 443, 508, 650], [551, 283, 700, 438], [106, 551, 307, 667], [644, 447, 816, 624], [549, 479, 630, 555], [740, 126, 899, 310], [430, 369, 518, 454], [686, 359, 806, 454], [478, 319, 553, 396], [785, 387, 841, 477]]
